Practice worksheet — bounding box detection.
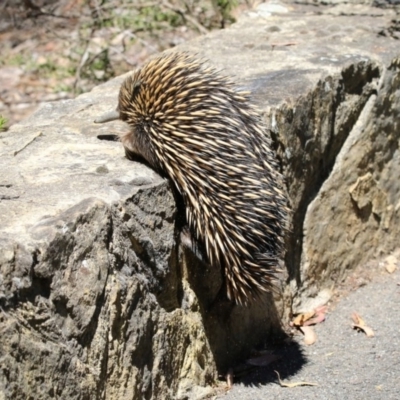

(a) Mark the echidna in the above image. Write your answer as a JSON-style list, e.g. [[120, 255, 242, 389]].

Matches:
[[97, 52, 288, 306]]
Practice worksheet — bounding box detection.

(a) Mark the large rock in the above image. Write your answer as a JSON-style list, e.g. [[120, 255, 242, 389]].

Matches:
[[0, 79, 279, 399], [1, 1, 399, 399], [180, 0, 400, 311]]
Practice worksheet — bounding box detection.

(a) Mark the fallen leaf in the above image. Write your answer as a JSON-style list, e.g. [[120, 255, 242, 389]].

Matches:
[[292, 311, 315, 326], [291, 306, 327, 345], [384, 255, 398, 274], [352, 312, 366, 326], [352, 312, 375, 337], [246, 353, 281, 367], [300, 326, 317, 345], [303, 306, 327, 326], [353, 324, 375, 337], [292, 306, 327, 327], [274, 370, 318, 388]]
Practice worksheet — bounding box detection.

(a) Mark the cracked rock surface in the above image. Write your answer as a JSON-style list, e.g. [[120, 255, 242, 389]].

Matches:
[[1, 1, 400, 399], [180, 0, 400, 312]]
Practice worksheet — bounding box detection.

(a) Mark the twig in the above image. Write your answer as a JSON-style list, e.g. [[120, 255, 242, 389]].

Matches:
[[162, 0, 209, 35], [73, 28, 95, 93], [275, 370, 318, 388]]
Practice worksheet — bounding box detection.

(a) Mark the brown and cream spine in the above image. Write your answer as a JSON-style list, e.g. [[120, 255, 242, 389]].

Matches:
[[99, 52, 288, 305]]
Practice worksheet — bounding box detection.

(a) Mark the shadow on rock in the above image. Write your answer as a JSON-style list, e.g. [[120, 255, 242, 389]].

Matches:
[[181, 242, 303, 376], [231, 339, 307, 387]]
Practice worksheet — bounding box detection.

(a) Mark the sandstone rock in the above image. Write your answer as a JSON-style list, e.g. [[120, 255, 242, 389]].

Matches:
[[1, 1, 399, 399], [179, 0, 400, 312], [0, 38, 278, 400]]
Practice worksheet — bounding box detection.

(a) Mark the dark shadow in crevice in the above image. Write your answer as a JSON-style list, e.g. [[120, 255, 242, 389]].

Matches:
[[6, 249, 53, 311], [97, 134, 119, 141], [228, 338, 307, 387], [180, 241, 306, 377]]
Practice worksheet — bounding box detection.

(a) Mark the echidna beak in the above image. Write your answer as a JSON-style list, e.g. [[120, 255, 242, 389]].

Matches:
[[94, 109, 120, 124]]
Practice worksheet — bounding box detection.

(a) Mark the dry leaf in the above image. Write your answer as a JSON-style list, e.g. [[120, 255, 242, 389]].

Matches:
[[300, 326, 317, 345], [292, 311, 315, 326], [385, 255, 398, 274], [274, 370, 318, 388], [352, 312, 365, 326], [303, 306, 327, 326], [292, 306, 327, 327], [352, 312, 375, 337], [246, 353, 281, 367], [291, 306, 327, 345]]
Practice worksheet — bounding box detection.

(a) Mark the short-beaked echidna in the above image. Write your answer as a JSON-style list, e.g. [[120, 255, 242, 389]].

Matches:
[[100, 52, 288, 306]]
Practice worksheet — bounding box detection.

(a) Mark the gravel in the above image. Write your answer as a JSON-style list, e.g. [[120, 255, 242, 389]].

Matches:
[[221, 265, 400, 400]]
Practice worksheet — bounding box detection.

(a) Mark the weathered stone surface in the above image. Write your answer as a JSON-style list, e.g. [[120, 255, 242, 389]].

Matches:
[[180, 1, 400, 311], [0, 33, 279, 400], [1, 1, 399, 399]]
